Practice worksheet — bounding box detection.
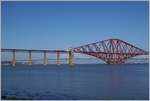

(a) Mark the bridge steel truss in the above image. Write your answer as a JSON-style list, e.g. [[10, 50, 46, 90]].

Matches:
[[73, 39, 148, 64], [1, 39, 148, 65]]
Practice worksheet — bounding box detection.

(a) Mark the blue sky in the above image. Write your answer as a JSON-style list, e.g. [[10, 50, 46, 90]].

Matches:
[[2, 1, 149, 51]]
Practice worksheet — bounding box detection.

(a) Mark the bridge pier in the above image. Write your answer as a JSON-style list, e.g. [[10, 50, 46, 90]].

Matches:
[[56, 51, 60, 65], [43, 51, 48, 65], [68, 49, 74, 65], [12, 50, 16, 66], [28, 51, 32, 65]]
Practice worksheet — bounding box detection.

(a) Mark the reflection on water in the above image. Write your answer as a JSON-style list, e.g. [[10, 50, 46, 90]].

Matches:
[[1, 64, 149, 100]]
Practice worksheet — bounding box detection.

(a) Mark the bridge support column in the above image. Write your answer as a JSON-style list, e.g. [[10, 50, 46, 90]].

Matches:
[[28, 51, 32, 65], [68, 49, 74, 65], [12, 50, 16, 66], [43, 51, 48, 65], [56, 51, 60, 65]]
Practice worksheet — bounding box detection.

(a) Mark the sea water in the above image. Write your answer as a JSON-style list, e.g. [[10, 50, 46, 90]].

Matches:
[[1, 64, 149, 100]]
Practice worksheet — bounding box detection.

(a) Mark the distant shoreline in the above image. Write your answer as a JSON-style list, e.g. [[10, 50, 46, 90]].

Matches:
[[1, 63, 149, 67]]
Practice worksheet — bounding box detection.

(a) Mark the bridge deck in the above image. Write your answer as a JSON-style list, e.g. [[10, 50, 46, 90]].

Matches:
[[1, 48, 68, 53]]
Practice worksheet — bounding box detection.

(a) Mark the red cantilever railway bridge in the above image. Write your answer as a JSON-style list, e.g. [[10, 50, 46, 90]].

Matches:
[[1, 39, 149, 65]]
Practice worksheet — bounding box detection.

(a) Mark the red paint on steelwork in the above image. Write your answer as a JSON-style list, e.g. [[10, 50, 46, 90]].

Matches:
[[73, 39, 148, 64], [1, 39, 148, 64]]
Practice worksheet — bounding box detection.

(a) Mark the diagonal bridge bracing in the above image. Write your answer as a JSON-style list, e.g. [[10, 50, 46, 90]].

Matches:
[[73, 39, 148, 64], [1, 39, 149, 65]]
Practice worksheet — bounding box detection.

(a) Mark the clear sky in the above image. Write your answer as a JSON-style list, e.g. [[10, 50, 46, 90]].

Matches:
[[2, 1, 149, 51]]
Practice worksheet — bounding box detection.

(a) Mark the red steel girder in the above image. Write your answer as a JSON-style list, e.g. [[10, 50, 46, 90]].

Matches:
[[73, 39, 148, 64]]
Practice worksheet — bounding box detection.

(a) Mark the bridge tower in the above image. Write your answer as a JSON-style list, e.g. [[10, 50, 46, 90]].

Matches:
[[12, 50, 16, 66], [68, 48, 74, 65], [56, 51, 60, 65], [43, 51, 48, 65], [28, 51, 32, 65]]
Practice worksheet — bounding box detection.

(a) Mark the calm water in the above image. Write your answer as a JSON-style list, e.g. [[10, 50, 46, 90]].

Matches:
[[1, 64, 149, 100]]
